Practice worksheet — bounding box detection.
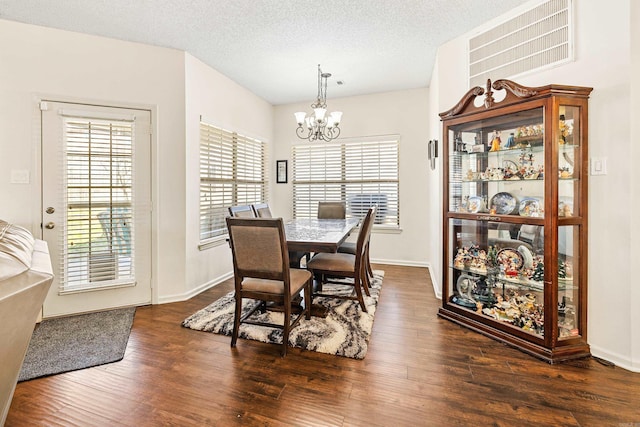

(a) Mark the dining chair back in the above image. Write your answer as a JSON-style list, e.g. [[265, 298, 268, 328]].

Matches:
[[320, 200, 375, 280], [226, 217, 311, 356], [317, 201, 346, 219], [251, 203, 272, 218], [228, 205, 256, 218], [306, 207, 376, 312]]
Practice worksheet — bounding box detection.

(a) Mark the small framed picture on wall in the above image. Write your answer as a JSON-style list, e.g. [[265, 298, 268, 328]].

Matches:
[[276, 160, 288, 183]]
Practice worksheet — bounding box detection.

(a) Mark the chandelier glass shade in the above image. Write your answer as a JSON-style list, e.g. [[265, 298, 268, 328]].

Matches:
[[295, 64, 342, 142]]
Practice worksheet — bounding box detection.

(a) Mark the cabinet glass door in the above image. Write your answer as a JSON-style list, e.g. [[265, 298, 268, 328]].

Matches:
[[558, 105, 581, 217], [558, 225, 580, 339], [448, 107, 545, 218], [448, 219, 545, 337]]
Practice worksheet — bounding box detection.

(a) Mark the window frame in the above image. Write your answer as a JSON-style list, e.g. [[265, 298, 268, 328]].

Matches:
[[292, 136, 400, 230], [198, 121, 268, 247]]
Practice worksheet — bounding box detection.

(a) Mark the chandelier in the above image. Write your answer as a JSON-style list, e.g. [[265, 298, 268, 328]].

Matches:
[[294, 64, 342, 142]]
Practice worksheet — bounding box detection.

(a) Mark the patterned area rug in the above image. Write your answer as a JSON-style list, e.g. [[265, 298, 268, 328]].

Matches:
[[182, 270, 384, 359]]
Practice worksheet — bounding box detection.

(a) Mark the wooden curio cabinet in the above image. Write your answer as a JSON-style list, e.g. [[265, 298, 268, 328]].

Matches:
[[438, 79, 592, 363]]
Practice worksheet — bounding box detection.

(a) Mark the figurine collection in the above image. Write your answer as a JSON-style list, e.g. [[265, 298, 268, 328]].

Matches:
[[451, 242, 576, 336]]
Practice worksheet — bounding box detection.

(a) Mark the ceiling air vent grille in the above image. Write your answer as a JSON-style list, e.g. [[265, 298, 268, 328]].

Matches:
[[469, 0, 572, 88]]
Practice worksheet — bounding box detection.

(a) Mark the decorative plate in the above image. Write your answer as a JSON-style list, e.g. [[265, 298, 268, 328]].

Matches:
[[517, 245, 534, 268], [466, 196, 484, 213], [456, 274, 476, 300], [519, 197, 542, 217], [489, 192, 517, 215], [497, 248, 524, 271]]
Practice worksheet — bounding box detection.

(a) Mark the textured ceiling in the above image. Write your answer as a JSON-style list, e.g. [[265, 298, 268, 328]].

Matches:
[[0, 0, 531, 105]]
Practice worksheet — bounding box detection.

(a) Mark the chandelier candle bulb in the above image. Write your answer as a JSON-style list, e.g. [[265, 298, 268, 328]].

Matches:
[[330, 111, 342, 125], [314, 107, 327, 122], [294, 111, 307, 125]]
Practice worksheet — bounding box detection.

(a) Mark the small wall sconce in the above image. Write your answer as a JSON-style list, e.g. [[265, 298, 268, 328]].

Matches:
[[428, 139, 438, 170]]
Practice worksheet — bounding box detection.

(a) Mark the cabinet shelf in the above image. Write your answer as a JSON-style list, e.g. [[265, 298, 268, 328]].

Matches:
[[451, 266, 544, 291], [447, 212, 545, 224], [453, 144, 545, 157], [450, 266, 575, 292], [457, 177, 543, 183], [439, 79, 592, 363]]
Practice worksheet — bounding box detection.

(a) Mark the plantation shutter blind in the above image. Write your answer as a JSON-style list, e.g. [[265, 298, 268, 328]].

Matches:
[[199, 122, 267, 242], [292, 137, 399, 228], [61, 114, 136, 291]]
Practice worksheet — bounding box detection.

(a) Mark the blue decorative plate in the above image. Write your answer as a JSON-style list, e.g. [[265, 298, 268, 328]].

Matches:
[[490, 192, 517, 215]]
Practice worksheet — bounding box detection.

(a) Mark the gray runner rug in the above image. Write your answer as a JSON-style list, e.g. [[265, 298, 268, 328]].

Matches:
[[182, 270, 384, 359], [18, 307, 136, 382]]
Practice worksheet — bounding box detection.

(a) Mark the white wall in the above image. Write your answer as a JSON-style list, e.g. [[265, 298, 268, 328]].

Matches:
[[630, 0, 640, 371], [430, 0, 638, 370], [272, 88, 432, 268], [0, 19, 188, 305], [0, 20, 275, 305], [182, 53, 274, 301]]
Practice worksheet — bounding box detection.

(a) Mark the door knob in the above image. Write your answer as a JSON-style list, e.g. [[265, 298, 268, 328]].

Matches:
[[46, 207, 55, 214], [45, 222, 55, 229]]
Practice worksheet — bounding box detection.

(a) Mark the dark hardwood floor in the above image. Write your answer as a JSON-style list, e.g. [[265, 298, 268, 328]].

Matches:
[[7, 265, 640, 426]]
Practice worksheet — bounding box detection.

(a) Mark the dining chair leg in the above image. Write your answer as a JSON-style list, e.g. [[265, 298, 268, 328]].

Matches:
[[304, 279, 312, 320], [281, 302, 291, 357], [231, 295, 242, 348], [365, 244, 374, 281], [317, 273, 324, 292], [354, 278, 367, 313], [259, 300, 267, 313], [361, 263, 371, 297]]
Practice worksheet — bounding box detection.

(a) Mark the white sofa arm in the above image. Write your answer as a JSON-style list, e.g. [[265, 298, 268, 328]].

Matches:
[[0, 220, 53, 425]]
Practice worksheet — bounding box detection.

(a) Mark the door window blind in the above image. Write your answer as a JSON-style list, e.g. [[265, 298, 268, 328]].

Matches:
[[199, 122, 267, 242], [62, 117, 135, 290], [292, 137, 399, 228]]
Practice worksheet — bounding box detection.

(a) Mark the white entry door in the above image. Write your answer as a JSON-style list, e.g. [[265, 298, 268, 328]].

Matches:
[[40, 101, 152, 318]]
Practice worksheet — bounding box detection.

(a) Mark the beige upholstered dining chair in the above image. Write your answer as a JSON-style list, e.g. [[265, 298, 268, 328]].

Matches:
[[252, 202, 309, 267], [306, 207, 376, 312], [338, 238, 374, 281], [228, 205, 256, 218], [317, 201, 346, 219], [226, 217, 312, 357], [251, 203, 272, 218], [317, 201, 374, 281]]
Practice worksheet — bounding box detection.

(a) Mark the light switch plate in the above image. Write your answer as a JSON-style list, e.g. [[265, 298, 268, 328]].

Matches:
[[590, 157, 607, 176], [10, 169, 30, 184]]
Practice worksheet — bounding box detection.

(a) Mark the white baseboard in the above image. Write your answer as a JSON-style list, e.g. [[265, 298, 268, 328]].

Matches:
[[590, 344, 640, 373], [371, 258, 441, 299], [428, 265, 442, 300], [158, 258, 431, 305], [372, 257, 429, 268], [156, 271, 233, 305]]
